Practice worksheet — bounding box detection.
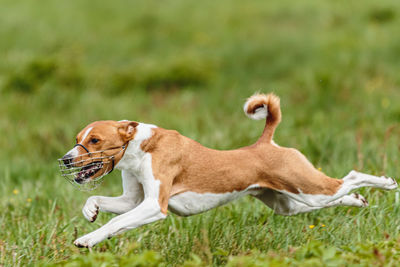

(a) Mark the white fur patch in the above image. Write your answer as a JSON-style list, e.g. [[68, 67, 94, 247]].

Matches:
[[243, 101, 268, 120], [139, 153, 161, 198], [81, 127, 93, 143], [168, 184, 261, 216], [116, 123, 157, 171], [66, 147, 79, 158]]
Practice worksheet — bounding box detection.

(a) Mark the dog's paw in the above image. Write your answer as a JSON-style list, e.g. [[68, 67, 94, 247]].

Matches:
[[380, 176, 398, 190], [74, 233, 100, 248], [350, 193, 368, 207], [74, 229, 109, 248], [82, 197, 99, 222], [74, 237, 90, 248]]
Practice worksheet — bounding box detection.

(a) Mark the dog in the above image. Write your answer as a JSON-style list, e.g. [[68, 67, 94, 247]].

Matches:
[[59, 93, 398, 248]]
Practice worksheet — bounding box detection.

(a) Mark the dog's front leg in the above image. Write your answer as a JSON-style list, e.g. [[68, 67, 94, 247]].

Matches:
[[82, 171, 144, 222], [74, 197, 166, 248], [75, 156, 173, 248], [82, 195, 144, 222]]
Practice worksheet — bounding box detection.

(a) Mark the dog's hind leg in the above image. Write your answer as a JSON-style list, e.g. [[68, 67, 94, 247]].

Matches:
[[271, 170, 397, 208], [255, 189, 368, 215], [261, 147, 397, 208], [340, 171, 397, 191]]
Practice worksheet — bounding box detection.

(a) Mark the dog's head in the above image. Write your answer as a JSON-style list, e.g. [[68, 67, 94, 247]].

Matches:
[[60, 120, 138, 185]]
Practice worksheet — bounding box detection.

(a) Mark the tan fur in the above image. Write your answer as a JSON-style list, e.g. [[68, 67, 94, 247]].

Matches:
[[141, 128, 343, 215]]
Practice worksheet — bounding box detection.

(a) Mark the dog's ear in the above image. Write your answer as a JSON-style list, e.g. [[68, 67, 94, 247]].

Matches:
[[118, 121, 139, 141]]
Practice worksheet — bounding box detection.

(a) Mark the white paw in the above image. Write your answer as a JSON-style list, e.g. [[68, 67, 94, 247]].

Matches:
[[82, 197, 99, 222], [349, 193, 368, 207], [74, 231, 106, 248], [74, 235, 93, 248], [381, 176, 398, 190]]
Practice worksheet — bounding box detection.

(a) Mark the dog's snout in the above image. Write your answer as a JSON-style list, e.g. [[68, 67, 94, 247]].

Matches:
[[62, 154, 73, 166]]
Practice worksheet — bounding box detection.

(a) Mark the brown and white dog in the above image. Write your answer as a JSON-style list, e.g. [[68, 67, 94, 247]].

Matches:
[[60, 93, 398, 248]]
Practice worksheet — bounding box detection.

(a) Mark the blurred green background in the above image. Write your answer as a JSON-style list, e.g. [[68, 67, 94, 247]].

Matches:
[[1, 0, 400, 266]]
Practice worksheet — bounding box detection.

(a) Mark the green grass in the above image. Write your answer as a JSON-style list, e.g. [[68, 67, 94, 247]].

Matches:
[[1, 0, 400, 266]]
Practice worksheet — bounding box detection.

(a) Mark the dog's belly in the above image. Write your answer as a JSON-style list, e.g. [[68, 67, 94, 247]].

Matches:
[[168, 185, 261, 216]]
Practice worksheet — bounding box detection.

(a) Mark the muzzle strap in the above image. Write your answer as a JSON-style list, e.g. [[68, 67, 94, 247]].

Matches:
[[105, 144, 126, 175], [74, 143, 90, 153], [106, 156, 116, 175]]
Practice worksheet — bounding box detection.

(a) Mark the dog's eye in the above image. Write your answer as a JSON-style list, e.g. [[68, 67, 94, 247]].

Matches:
[[91, 138, 99, 144]]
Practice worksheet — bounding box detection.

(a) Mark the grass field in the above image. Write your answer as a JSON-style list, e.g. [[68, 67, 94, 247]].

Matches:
[[1, 0, 400, 266]]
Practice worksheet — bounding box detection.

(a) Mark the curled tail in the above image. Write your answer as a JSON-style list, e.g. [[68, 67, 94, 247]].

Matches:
[[243, 93, 282, 143]]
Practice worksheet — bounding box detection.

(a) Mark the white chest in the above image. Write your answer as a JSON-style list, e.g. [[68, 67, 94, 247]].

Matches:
[[168, 185, 260, 216]]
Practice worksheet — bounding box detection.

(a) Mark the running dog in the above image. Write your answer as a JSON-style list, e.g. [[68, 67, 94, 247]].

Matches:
[[59, 93, 398, 248]]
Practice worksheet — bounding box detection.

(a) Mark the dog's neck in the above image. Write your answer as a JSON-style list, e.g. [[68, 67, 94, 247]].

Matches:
[[115, 122, 157, 172]]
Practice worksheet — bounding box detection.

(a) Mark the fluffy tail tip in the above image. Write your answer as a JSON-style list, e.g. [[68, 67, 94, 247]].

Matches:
[[243, 93, 280, 121]]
